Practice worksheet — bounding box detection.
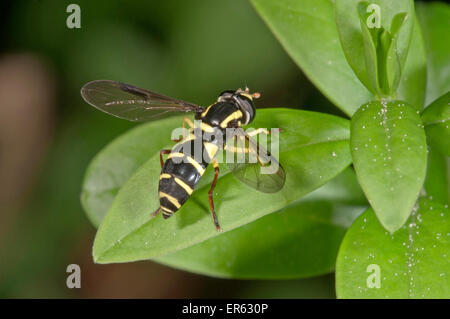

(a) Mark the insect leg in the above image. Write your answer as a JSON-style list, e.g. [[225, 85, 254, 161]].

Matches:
[[224, 134, 251, 154], [224, 133, 253, 155], [243, 134, 270, 167], [246, 128, 284, 138], [160, 149, 171, 168], [172, 116, 194, 142], [224, 144, 250, 153], [208, 160, 221, 231], [182, 116, 194, 129], [151, 207, 161, 217], [224, 134, 268, 165], [246, 128, 270, 137]]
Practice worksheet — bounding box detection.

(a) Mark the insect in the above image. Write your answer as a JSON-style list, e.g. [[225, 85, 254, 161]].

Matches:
[[81, 80, 285, 231]]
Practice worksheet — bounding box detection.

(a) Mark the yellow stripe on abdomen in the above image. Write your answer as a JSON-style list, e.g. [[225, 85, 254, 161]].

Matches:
[[168, 152, 205, 175], [174, 177, 193, 195], [159, 192, 181, 209]]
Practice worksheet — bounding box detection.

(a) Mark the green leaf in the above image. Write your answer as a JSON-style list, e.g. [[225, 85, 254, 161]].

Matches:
[[336, 198, 450, 298], [421, 92, 450, 156], [91, 108, 352, 263], [396, 15, 427, 110], [357, 2, 381, 96], [357, 3, 407, 97], [81, 116, 185, 227], [424, 149, 450, 206], [156, 168, 368, 279], [417, 2, 450, 105], [382, 13, 407, 96], [81, 111, 363, 278], [250, 0, 373, 116], [336, 0, 414, 94], [350, 100, 427, 232]]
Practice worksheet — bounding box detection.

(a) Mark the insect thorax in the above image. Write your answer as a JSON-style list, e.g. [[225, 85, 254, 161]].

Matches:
[[201, 101, 243, 129]]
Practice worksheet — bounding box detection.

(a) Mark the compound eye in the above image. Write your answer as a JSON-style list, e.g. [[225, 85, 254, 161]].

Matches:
[[235, 95, 255, 125]]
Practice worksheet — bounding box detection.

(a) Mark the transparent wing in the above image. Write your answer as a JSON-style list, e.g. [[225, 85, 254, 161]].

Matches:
[[80, 80, 203, 122], [225, 128, 286, 193]]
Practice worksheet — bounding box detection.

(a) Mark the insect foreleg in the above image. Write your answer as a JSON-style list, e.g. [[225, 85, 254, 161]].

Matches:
[[224, 144, 251, 153], [172, 116, 195, 142], [246, 128, 269, 137], [182, 116, 194, 129], [159, 149, 171, 168]]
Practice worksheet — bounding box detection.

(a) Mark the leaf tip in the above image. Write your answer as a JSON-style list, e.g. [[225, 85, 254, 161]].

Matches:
[[375, 210, 411, 234]]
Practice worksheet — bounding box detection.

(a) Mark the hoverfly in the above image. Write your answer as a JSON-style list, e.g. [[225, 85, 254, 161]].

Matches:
[[81, 80, 285, 231]]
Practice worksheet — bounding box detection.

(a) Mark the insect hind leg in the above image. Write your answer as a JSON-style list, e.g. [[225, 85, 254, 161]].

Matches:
[[208, 160, 221, 231], [151, 207, 161, 217], [152, 206, 174, 219]]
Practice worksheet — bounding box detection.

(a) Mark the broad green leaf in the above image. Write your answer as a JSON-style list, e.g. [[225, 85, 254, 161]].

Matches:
[[81, 113, 363, 278], [250, 0, 373, 116], [156, 168, 368, 279], [421, 92, 450, 156], [416, 2, 450, 105], [91, 108, 352, 263], [351, 100, 427, 232], [336, 199, 450, 298], [81, 116, 185, 227], [335, 0, 414, 93]]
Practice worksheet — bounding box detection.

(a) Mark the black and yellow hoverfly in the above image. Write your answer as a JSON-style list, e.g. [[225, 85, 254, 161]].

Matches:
[[81, 80, 285, 231]]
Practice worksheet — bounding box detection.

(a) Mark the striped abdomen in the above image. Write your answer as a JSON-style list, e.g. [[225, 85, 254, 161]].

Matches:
[[158, 134, 219, 218]]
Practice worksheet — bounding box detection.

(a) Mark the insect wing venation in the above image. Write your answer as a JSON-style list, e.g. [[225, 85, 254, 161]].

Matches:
[[225, 128, 285, 193], [81, 80, 203, 122]]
